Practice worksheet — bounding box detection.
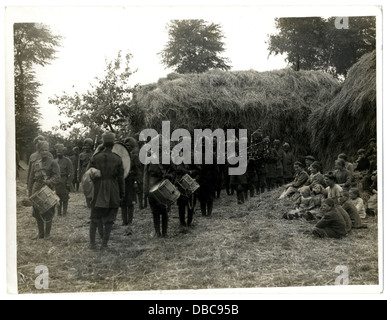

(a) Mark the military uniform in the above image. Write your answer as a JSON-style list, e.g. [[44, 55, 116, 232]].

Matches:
[[120, 138, 141, 229], [79, 139, 94, 207], [312, 207, 347, 239], [70, 147, 80, 191], [54, 144, 74, 216], [173, 162, 199, 227], [143, 163, 174, 237], [198, 157, 219, 215], [28, 142, 60, 239], [88, 133, 125, 249]]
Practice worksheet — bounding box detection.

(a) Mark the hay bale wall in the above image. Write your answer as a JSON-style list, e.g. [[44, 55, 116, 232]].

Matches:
[[308, 50, 376, 167], [135, 68, 340, 158]]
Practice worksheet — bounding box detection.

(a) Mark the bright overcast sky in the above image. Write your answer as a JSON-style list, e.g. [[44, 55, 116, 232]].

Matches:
[[5, 4, 382, 133]]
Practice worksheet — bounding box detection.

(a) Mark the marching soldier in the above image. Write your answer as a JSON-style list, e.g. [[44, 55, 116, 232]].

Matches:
[[88, 132, 125, 250], [120, 137, 141, 235], [28, 141, 60, 240], [54, 144, 74, 216], [70, 146, 80, 192], [79, 138, 94, 207], [172, 156, 200, 228]]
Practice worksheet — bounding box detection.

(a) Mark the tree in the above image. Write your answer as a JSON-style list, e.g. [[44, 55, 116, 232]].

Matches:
[[14, 23, 62, 153], [267, 17, 376, 77], [49, 51, 143, 135], [159, 19, 231, 73], [325, 17, 376, 76], [267, 18, 328, 72]]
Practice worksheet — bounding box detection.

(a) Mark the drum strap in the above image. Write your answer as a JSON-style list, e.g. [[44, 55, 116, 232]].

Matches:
[[38, 160, 48, 181]]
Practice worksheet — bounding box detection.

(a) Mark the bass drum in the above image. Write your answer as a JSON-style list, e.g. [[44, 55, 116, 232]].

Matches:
[[93, 142, 131, 178], [112, 142, 131, 179]]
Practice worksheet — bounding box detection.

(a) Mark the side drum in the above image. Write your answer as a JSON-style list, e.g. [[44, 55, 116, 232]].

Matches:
[[176, 174, 200, 197], [149, 179, 180, 207], [29, 185, 60, 215]]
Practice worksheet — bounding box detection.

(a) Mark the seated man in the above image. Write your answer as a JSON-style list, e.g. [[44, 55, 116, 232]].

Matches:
[[355, 148, 370, 172], [337, 153, 354, 175], [279, 161, 309, 199], [338, 191, 366, 229], [304, 161, 326, 189], [312, 198, 347, 239], [334, 159, 352, 190]]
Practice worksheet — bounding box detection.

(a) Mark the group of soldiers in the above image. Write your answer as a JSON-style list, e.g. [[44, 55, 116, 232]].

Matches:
[[25, 128, 298, 248], [26, 128, 376, 248]]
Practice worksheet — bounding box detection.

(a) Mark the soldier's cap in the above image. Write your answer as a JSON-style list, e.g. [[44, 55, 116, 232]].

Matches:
[[102, 132, 116, 144], [304, 155, 315, 161]]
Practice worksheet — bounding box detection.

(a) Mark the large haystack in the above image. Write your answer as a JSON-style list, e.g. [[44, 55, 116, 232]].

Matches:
[[135, 68, 340, 156], [309, 50, 376, 166]]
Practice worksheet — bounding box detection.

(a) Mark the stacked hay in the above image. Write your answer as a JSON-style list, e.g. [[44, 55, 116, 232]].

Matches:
[[309, 50, 377, 167], [135, 68, 340, 157]]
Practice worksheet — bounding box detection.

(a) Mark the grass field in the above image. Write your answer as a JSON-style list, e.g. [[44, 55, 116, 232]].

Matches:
[[14, 173, 379, 295]]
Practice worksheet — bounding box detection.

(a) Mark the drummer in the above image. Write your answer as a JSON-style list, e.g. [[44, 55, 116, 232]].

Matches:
[[172, 145, 200, 229], [27, 135, 52, 196], [143, 135, 175, 238], [196, 137, 219, 216], [28, 141, 60, 240]]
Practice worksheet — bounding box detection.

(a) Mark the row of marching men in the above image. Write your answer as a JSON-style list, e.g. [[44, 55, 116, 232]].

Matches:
[[25, 132, 218, 249], [23, 128, 296, 243], [25, 129, 310, 249], [82, 133, 221, 249]]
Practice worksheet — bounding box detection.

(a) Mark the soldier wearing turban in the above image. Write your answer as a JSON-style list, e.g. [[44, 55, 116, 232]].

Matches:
[[88, 132, 125, 250], [28, 141, 60, 240], [27, 135, 53, 195], [54, 144, 74, 216], [79, 138, 94, 207]]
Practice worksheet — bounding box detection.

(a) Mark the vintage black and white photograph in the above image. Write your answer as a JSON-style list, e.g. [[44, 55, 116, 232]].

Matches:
[[4, 3, 383, 297]]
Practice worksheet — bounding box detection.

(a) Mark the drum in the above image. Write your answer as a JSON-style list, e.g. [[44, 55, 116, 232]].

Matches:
[[149, 179, 180, 207], [29, 185, 60, 215], [93, 143, 131, 178], [112, 143, 131, 179], [176, 174, 200, 197]]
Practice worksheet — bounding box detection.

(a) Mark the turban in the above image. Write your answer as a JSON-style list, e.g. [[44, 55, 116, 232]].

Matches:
[[33, 135, 45, 145], [55, 144, 65, 153], [37, 141, 49, 152], [124, 137, 137, 149], [102, 132, 116, 145], [83, 138, 94, 147]]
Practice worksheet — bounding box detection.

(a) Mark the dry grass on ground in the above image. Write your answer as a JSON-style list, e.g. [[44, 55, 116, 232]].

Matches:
[[14, 177, 379, 295]]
